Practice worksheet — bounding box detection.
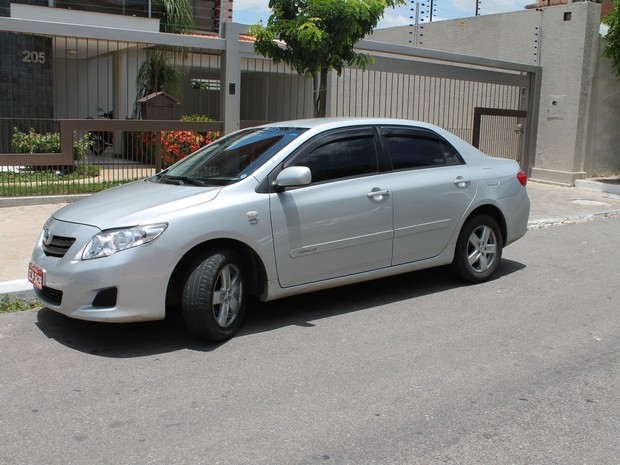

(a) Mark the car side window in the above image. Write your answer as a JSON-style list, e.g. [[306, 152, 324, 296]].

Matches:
[[383, 129, 463, 170], [294, 134, 379, 183], [442, 142, 462, 166]]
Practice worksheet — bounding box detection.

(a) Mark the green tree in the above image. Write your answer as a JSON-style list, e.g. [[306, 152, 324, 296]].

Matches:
[[603, 0, 620, 77], [155, 0, 195, 34], [137, 52, 183, 101], [249, 0, 405, 117], [137, 0, 195, 105]]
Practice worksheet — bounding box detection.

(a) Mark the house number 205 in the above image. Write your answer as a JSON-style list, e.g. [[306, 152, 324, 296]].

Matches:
[[22, 51, 46, 64]]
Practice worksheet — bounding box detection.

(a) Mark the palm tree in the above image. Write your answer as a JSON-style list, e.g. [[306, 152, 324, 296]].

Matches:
[[136, 0, 195, 105], [156, 0, 195, 34]]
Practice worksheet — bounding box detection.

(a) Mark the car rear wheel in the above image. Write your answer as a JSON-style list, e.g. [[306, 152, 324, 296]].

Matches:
[[451, 214, 503, 283], [181, 249, 247, 341]]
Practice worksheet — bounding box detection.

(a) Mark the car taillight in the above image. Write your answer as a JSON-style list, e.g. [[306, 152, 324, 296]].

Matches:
[[517, 171, 527, 186]]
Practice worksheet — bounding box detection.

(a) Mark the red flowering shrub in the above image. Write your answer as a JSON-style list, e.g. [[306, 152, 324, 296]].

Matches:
[[143, 130, 221, 168]]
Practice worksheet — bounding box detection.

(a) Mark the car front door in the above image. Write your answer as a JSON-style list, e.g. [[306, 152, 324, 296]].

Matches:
[[380, 126, 477, 265], [269, 127, 394, 288]]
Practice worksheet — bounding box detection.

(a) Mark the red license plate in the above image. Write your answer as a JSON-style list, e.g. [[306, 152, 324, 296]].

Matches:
[[28, 262, 44, 290]]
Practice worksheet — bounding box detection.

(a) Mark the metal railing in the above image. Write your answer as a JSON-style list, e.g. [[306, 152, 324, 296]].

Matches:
[[1, 119, 222, 196]]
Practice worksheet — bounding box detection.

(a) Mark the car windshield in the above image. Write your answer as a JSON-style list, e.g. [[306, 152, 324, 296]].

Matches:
[[152, 127, 307, 186]]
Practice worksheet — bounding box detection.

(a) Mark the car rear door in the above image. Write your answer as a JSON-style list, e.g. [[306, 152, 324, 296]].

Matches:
[[380, 126, 477, 266], [269, 127, 394, 288]]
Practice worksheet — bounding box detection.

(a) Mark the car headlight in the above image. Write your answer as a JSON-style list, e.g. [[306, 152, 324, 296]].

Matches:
[[82, 223, 168, 260]]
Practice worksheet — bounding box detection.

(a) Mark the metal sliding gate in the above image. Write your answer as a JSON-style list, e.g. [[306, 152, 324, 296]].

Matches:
[[331, 41, 541, 172]]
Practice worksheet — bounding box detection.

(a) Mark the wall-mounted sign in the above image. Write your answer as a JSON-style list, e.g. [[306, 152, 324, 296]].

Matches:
[[22, 50, 46, 64]]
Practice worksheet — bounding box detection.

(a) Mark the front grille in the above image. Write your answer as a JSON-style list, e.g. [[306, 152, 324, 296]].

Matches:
[[35, 286, 63, 306], [43, 235, 76, 258]]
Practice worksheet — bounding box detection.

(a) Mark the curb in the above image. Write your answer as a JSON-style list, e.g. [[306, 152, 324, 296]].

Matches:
[[0, 279, 36, 301], [527, 209, 620, 230], [575, 179, 620, 196], [0, 194, 88, 208]]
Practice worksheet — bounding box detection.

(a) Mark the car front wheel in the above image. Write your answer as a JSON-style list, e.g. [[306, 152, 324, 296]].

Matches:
[[182, 249, 247, 341], [451, 214, 503, 283]]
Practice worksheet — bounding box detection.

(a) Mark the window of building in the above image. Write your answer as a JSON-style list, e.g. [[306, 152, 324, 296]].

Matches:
[[191, 78, 221, 91], [55, 0, 149, 17]]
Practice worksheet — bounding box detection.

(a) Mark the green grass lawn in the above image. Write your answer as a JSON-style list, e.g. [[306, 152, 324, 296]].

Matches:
[[0, 295, 41, 313], [0, 165, 137, 196]]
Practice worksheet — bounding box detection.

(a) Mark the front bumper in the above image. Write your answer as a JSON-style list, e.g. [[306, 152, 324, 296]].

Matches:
[[30, 217, 181, 322]]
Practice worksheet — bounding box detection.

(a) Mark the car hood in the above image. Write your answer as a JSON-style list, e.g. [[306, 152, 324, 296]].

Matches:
[[53, 179, 222, 229]]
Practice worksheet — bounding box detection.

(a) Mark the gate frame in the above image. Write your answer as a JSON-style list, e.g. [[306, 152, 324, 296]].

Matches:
[[472, 107, 529, 171]]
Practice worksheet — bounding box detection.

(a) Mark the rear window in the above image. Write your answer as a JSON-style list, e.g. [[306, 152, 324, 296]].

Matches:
[[382, 127, 463, 170]]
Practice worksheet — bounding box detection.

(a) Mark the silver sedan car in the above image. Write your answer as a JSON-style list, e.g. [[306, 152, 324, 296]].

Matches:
[[29, 118, 530, 341]]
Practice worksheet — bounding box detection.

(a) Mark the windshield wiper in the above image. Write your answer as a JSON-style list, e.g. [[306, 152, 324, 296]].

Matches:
[[158, 174, 206, 186]]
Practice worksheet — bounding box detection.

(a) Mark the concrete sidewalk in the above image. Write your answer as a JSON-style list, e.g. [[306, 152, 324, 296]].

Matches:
[[1, 181, 620, 299]]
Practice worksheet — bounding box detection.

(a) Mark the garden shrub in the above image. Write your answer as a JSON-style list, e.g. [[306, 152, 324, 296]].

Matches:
[[12, 127, 91, 161], [141, 115, 221, 169], [180, 114, 215, 122], [74, 164, 101, 177]]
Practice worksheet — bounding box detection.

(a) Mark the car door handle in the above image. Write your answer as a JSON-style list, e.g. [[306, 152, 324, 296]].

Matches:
[[453, 177, 471, 188], [367, 189, 390, 200]]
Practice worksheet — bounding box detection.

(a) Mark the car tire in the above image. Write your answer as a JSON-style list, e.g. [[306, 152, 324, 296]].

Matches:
[[451, 214, 503, 284], [181, 249, 247, 341]]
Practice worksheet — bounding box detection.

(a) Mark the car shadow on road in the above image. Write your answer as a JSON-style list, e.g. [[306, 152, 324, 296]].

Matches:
[[35, 310, 212, 357], [240, 259, 526, 337], [35, 259, 525, 358]]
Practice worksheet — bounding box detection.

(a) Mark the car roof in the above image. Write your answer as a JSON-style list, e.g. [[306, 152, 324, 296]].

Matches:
[[254, 117, 493, 166], [262, 117, 440, 132]]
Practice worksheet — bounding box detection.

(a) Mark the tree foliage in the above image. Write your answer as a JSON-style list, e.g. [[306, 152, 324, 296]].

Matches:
[[603, 0, 620, 78], [137, 51, 183, 100], [249, 0, 405, 116], [154, 0, 195, 34]]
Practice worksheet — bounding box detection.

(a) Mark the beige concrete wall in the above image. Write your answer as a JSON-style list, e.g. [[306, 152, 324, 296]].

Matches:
[[532, 2, 601, 184], [371, 10, 542, 66], [586, 38, 620, 177]]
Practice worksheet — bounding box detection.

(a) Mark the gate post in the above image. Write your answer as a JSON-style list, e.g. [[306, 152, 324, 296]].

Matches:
[[220, 22, 246, 135]]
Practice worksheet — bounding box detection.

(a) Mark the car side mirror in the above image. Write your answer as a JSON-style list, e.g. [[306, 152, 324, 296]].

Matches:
[[273, 166, 312, 191]]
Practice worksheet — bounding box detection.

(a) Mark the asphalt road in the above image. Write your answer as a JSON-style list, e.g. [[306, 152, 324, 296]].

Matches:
[[1, 218, 619, 465]]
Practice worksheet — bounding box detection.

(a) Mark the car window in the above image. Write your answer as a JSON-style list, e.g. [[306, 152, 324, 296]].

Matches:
[[442, 142, 462, 165], [382, 129, 463, 170], [294, 134, 379, 183]]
